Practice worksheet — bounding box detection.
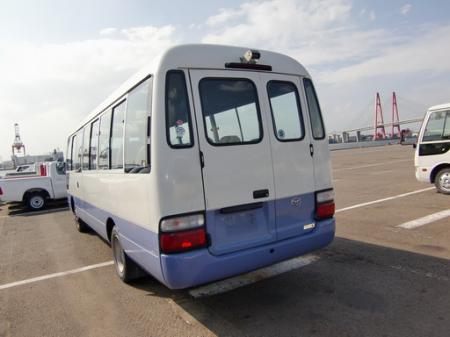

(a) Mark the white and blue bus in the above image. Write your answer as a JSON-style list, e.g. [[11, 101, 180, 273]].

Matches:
[[415, 102, 450, 194], [66, 44, 335, 289]]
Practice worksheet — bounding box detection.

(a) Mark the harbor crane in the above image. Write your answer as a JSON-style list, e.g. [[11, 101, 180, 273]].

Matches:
[[12, 123, 26, 157]]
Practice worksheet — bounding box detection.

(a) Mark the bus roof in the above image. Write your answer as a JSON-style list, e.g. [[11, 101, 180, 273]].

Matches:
[[73, 44, 310, 134], [429, 102, 450, 111]]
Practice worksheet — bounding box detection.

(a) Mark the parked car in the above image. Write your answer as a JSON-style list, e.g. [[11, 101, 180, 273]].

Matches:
[[0, 162, 67, 210]]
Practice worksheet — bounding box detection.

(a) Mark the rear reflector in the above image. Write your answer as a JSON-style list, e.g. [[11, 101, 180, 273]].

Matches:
[[160, 228, 207, 254], [316, 202, 335, 220]]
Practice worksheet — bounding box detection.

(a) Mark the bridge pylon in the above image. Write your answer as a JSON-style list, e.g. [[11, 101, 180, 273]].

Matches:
[[374, 92, 386, 140], [391, 92, 401, 138]]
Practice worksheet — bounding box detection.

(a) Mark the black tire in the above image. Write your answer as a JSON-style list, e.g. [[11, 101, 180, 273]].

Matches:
[[111, 227, 145, 283], [434, 168, 450, 195], [26, 192, 46, 211], [75, 215, 90, 233]]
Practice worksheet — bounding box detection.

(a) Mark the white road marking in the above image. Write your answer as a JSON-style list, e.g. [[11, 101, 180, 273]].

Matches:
[[0, 261, 113, 291], [336, 187, 435, 213], [332, 147, 403, 155], [397, 209, 450, 229], [333, 159, 411, 171], [189, 254, 319, 298], [0, 187, 438, 292]]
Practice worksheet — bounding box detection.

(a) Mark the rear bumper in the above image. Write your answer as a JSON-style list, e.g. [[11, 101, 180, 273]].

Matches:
[[160, 218, 335, 289]]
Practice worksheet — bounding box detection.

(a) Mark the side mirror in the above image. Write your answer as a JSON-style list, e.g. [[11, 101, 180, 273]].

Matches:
[[413, 143, 417, 149]]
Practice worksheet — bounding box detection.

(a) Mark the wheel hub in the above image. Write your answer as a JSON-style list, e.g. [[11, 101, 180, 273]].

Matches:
[[440, 172, 450, 191], [30, 196, 44, 209]]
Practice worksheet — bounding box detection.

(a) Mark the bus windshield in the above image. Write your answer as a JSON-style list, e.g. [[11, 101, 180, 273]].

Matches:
[[422, 110, 450, 141]]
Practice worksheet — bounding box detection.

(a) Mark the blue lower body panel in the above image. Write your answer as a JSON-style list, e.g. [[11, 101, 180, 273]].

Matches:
[[160, 218, 335, 289]]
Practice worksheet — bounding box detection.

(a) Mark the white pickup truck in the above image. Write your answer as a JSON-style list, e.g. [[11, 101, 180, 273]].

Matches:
[[0, 162, 67, 210]]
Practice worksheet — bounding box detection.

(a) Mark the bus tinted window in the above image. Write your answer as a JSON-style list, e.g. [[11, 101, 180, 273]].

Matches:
[[199, 78, 262, 145], [125, 79, 151, 172], [82, 126, 90, 170], [166, 71, 193, 147], [90, 119, 100, 170], [267, 81, 304, 141], [66, 136, 73, 171], [423, 111, 450, 141], [111, 101, 126, 169], [303, 79, 325, 140], [72, 131, 82, 171], [98, 111, 111, 169]]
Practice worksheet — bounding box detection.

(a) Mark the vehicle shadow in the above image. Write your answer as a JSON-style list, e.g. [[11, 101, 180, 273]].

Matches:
[[7, 199, 68, 216], [131, 237, 450, 337]]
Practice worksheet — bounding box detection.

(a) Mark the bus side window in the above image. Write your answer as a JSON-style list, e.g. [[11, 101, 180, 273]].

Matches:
[[82, 126, 90, 170], [125, 78, 151, 173], [98, 111, 111, 169], [303, 78, 325, 140], [90, 119, 100, 170], [111, 101, 126, 170], [166, 70, 193, 148], [72, 132, 82, 172], [66, 136, 73, 171], [445, 112, 450, 138]]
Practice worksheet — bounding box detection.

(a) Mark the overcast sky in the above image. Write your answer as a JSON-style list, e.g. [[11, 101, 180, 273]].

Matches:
[[1, 0, 450, 161]]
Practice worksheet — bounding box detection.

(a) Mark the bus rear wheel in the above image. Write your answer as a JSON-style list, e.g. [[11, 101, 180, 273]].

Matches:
[[435, 168, 450, 195], [111, 227, 145, 283]]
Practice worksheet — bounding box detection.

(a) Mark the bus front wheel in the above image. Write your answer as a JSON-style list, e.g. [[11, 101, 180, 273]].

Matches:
[[435, 168, 450, 195]]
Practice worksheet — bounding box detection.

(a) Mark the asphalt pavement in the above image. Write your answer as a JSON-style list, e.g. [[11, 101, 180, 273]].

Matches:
[[0, 144, 449, 337]]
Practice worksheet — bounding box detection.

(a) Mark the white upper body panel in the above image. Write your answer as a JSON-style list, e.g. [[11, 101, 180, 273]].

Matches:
[[429, 102, 450, 112], [72, 44, 311, 134]]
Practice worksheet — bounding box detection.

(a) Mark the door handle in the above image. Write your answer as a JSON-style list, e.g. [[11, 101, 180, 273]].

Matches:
[[253, 189, 269, 199], [309, 144, 314, 157]]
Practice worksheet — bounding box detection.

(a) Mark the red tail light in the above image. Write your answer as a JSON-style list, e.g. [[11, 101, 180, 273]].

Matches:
[[160, 228, 207, 254], [315, 189, 335, 220], [40, 164, 47, 176], [316, 202, 335, 219], [0, 187, 3, 196]]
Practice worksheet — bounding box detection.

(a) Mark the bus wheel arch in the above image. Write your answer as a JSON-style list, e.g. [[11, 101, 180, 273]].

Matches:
[[110, 223, 145, 283], [430, 164, 450, 183], [106, 218, 115, 243]]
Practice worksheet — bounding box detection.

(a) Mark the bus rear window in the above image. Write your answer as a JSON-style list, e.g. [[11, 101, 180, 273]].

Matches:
[[199, 78, 262, 145], [166, 70, 193, 148], [303, 78, 325, 140]]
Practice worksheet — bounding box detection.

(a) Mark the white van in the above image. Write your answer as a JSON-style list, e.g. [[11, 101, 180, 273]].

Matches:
[[66, 44, 335, 289], [415, 103, 450, 194]]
